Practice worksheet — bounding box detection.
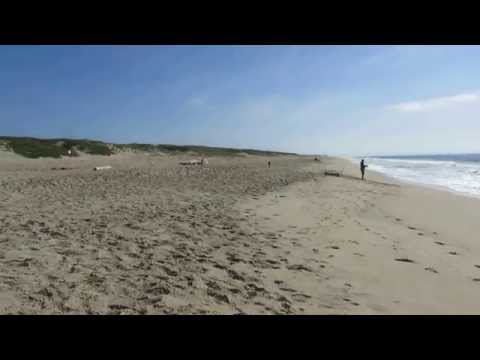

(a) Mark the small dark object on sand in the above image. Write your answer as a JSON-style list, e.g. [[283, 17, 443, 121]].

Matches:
[[324, 171, 340, 177], [395, 258, 415, 263]]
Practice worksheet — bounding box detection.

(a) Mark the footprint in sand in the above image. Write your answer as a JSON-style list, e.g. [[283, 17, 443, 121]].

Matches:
[[417, 233, 424, 236], [343, 298, 360, 306], [395, 258, 415, 263], [435, 241, 446, 246], [292, 293, 312, 302], [424, 267, 438, 274], [279, 287, 297, 293], [473, 278, 480, 282], [286, 264, 313, 272], [474, 265, 480, 269], [448, 251, 459, 256]]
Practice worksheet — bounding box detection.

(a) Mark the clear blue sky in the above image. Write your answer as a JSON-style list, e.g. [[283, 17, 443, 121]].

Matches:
[[1, 45, 480, 156]]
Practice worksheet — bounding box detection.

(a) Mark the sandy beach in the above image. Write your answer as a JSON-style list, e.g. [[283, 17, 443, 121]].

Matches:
[[1, 152, 480, 314]]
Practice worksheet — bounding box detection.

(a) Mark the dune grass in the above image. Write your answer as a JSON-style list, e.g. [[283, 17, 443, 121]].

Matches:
[[0, 137, 297, 159], [1, 137, 68, 159]]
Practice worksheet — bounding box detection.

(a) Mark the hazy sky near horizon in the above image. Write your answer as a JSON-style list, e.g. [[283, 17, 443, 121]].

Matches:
[[1, 45, 480, 156]]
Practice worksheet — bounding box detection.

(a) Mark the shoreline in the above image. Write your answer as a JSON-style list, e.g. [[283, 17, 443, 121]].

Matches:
[[339, 156, 480, 201], [232, 156, 480, 313]]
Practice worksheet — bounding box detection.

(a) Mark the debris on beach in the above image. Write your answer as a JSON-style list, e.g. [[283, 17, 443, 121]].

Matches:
[[395, 258, 415, 263], [179, 158, 208, 166], [94, 165, 112, 171], [324, 171, 340, 177], [51, 167, 75, 171]]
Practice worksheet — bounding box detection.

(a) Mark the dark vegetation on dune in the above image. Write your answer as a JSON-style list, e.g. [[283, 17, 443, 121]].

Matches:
[[0, 137, 297, 159], [0, 137, 112, 158]]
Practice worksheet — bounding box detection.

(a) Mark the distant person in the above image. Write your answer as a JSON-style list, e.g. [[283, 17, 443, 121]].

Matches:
[[268, 160, 271, 168], [360, 159, 368, 180]]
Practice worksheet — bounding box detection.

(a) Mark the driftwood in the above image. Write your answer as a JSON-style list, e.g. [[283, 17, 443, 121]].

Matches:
[[324, 171, 340, 177], [179, 159, 208, 166], [94, 166, 112, 171], [51, 167, 74, 171]]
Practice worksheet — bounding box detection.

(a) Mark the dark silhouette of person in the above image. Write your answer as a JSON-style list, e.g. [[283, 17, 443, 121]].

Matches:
[[268, 160, 271, 168], [360, 159, 368, 180]]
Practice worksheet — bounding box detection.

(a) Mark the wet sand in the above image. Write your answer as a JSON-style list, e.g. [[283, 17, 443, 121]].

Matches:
[[1, 152, 480, 314], [238, 157, 480, 314]]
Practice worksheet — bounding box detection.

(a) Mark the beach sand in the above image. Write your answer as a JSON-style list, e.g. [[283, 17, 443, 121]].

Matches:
[[1, 152, 480, 314]]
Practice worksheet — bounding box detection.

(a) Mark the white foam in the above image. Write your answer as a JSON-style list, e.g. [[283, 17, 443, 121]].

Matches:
[[363, 157, 480, 197]]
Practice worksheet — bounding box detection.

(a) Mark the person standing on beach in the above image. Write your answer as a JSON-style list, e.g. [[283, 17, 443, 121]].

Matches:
[[268, 160, 271, 168], [360, 159, 368, 180]]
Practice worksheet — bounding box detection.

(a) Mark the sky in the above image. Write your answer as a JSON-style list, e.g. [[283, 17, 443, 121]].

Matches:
[[1, 45, 480, 156]]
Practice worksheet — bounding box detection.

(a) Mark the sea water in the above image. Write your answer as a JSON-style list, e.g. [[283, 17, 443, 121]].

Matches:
[[352, 154, 480, 197]]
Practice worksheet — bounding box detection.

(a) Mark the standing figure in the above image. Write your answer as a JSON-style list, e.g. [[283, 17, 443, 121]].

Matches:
[[360, 159, 368, 180], [267, 160, 271, 168]]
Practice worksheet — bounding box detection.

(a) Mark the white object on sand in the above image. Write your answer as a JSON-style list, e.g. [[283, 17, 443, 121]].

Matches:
[[179, 158, 208, 166], [94, 166, 112, 171]]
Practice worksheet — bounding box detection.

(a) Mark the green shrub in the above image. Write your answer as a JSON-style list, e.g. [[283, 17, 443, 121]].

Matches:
[[5, 138, 67, 158], [0, 136, 297, 159]]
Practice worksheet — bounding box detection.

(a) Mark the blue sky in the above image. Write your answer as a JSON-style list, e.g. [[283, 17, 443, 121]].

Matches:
[[1, 45, 480, 156]]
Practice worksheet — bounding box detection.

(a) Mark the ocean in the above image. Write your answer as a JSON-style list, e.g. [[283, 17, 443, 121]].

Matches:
[[353, 154, 480, 197]]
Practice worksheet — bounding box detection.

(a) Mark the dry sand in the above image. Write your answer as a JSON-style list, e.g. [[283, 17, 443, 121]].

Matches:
[[1, 152, 480, 314]]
